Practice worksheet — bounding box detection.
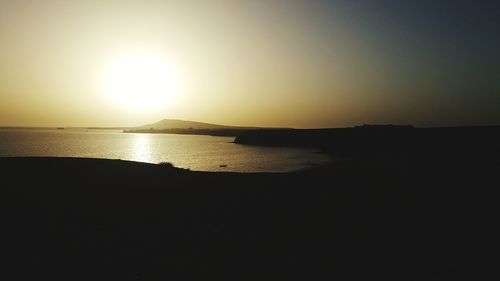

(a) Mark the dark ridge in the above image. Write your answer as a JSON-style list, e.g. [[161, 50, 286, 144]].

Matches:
[[124, 118, 290, 136], [133, 118, 262, 131], [123, 128, 257, 137], [234, 125, 500, 157]]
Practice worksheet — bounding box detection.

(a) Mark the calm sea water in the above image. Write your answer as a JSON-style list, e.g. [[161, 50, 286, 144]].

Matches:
[[0, 129, 330, 172]]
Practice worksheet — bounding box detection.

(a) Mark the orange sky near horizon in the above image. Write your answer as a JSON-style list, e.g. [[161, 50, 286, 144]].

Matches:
[[1, 0, 498, 128]]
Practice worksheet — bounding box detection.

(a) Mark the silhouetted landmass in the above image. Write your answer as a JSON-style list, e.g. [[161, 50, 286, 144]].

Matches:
[[124, 128, 257, 137], [1, 153, 498, 280], [134, 118, 259, 130], [235, 125, 500, 158], [124, 118, 288, 136]]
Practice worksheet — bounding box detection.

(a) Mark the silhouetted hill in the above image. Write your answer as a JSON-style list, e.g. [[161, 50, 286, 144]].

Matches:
[[125, 119, 286, 136], [125, 128, 258, 137], [134, 119, 257, 130]]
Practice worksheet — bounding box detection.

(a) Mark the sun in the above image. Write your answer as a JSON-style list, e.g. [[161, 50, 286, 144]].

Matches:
[[104, 53, 178, 111]]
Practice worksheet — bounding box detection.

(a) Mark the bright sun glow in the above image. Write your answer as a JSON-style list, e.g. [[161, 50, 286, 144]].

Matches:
[[104, 54, 178, 111]]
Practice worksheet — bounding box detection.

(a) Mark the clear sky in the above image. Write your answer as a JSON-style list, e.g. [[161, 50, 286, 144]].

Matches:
[[0, 0, 499, 128]]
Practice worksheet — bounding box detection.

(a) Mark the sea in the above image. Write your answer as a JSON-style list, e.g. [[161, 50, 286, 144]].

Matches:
[[0, 128, 331, 172]]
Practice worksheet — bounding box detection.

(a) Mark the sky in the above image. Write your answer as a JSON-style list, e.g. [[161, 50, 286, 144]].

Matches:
[[0, 0, 499, 128]]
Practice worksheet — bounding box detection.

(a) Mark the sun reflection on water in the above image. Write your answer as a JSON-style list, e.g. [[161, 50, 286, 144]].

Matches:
[[131, 134, 153, 163]]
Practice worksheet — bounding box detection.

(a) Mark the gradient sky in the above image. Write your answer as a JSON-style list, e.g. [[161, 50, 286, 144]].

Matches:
[[0, 0, 499, 128]]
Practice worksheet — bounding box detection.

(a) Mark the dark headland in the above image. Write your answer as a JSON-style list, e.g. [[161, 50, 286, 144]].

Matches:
[[123, 118, 286, 136], [235, 124, 500, 158], [2, 125, 500, 280]]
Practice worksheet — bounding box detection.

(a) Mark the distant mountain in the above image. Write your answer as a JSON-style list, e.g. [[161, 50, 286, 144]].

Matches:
[[135, 119, 257, 130]]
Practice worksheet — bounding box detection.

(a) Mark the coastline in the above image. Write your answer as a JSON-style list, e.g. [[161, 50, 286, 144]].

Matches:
[[1, 156, 497, 280]]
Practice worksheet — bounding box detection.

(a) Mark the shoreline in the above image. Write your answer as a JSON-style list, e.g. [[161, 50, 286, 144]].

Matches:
[[1, 156, 497, 280]]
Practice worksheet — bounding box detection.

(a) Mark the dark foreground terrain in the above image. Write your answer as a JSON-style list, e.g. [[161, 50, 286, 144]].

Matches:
[[1, 154, 498, 280]]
